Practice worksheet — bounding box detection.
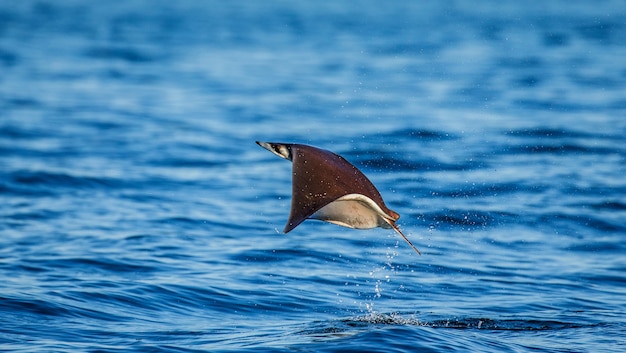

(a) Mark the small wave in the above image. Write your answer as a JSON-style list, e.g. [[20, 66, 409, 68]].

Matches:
[[431, 182, 520, 198], [535, 212, 626, 234], [423, 318, 586, 331], [359, 157, 427, 172], [423, 209, 500, 229], [30, 256, 160, 274], [0, 124, 46, 138], [382, 128, 457, 141], [302, 313, 590, 335], [506, 144, 613, 155], [7, 170, 127, 192], [504, 128, 578, 139], [0, 48, 18, 67], [147, 157, 227, 168], [0, 297, 74, 318], [577, 20, 620, 44], [84, 46, 158, 63], [504, 127, 622, 141], [230, 247, 344, 264], [586, 201, 626, 211], [355, 155, 480, 172]]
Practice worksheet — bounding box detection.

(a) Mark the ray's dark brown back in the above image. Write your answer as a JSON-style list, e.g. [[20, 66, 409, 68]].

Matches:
[[284, 144, 396, 232]]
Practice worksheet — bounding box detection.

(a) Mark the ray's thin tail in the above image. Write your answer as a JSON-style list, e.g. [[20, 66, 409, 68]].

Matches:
[[389, 222, 421, 255]]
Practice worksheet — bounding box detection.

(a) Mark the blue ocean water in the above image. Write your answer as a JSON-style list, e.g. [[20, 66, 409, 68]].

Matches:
[[1, 0, 625, 351]]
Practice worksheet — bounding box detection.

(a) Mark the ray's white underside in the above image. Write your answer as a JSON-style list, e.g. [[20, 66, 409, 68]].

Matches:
[[310, 193, 394, 229], [310, 193, 421, 255]]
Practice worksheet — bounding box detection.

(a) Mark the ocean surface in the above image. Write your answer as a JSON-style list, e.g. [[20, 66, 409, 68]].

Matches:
[[1, 1, 625, 352]]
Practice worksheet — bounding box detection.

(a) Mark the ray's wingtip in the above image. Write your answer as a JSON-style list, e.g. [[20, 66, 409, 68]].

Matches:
[[256, 141, 272, 152], [256, 141, 274, 151]]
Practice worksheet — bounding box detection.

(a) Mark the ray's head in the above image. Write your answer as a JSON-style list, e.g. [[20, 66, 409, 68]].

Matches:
[[256, 141, 293, 161]]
